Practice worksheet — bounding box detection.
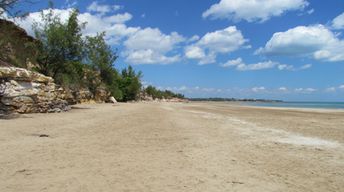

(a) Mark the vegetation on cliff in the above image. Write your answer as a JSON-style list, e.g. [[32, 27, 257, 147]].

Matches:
[[0, 3, 184, 102]]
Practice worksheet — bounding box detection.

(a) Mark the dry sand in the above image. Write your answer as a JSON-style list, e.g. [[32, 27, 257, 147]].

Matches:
[[0, 102, 343, 192]]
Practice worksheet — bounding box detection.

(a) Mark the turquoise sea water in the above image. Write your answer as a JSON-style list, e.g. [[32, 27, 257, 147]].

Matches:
[[246, 102, 344, 109]]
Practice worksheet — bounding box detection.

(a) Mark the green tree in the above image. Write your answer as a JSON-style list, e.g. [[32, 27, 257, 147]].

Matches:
[[85, 32, 122, 99], [119, 66, 142, 101], [34, 8, 85, 87]]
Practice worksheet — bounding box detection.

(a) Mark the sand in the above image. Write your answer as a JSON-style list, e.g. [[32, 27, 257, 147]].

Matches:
[[0, 102, 343, 192]]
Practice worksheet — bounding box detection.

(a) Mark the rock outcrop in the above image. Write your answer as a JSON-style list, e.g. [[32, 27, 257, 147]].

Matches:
[[109, 96, 117, 103], [95, 86, 110, 103], [0, 19, 39, 69], [0, 67, 70, 116], [56, 86, 110, 104]]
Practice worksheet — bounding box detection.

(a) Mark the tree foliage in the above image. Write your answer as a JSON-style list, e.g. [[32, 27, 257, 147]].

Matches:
[[85, 32, 122, 99], [120, 66, 142, 101], [145, 85, 184, 100], [32, 8, 143, 101], [34, 9, 85, 87]]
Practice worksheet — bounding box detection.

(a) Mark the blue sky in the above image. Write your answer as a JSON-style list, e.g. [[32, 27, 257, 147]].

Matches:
[[10, 0, 344, 101]]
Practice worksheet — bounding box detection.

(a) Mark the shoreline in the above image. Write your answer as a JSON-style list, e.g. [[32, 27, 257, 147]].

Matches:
[[238, 103, 344, 113], [187, 101, 344, 113], [1, 102, 343, 191]]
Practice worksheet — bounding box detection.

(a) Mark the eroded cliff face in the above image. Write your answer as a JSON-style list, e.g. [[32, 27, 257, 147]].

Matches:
[[0, 67, 70, 116], [0, 19, 39, 69], [0, 67, 111, 116]]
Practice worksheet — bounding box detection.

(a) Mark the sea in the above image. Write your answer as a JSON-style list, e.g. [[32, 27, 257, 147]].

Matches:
[[246, 102, 344, 110]]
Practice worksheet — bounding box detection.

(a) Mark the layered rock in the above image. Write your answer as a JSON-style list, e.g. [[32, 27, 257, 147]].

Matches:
[[0, 67, 70, 116], [94, 86, 110, 103], [57, 86, 110, 104]]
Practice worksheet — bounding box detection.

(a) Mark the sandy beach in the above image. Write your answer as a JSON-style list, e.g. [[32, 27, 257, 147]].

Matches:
[[0, 102, 343, 192]]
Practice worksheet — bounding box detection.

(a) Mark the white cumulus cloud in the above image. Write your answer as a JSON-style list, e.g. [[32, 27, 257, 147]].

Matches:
[[279, 87, 288, 91], [332, 12, 344, 30], [125, 49, 180, 65], [256, 25, 344, 62], [185, 26, 248, 64], [10, 8, 137, 45], [123, 28, 184, 64], [295, 87, 317, 93], [185, 46, 206, 59], [87, 1, 122, 15], [221, 58, 309, 71], [221, 58, 277, 71], [252, 86, 266, 92], [202, 0, 309, 22]]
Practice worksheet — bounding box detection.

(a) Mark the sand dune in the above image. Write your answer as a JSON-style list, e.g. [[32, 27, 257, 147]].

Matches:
[[1, 102, 343, 191]]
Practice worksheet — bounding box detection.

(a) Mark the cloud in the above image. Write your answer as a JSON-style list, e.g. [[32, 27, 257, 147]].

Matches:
[[252, 86, 266, 92], [256, 25, 344, 62], [188, 35, 200, 42], [294, 87, 317, 93], [123, 28, 184, 64], [325, 84, 344, 92], [325, 87, 336, 92], [65, 0, 77, 8], [221, 58, 310, 71], [102, 12, 132, 24], [278, 63, 312, 71], [185, 46, 206, 59], [279, 87, 288, 91], [307, 9, 314, 15], [332, 12, 344, 30], [277, 64, 294, 71], [124, 49, 180, 65], [87, 1, 122, 15], [238, 61, 278, 71], [221, 57, 243, 67], [197, 26, 248, 53], [221, 58, 277, 71], [10, 8, 137, 45], [299, 64, 312, 70], [202, 0, 309, 22], [185, 26, 248, 64], [154, 85, 221, 95]]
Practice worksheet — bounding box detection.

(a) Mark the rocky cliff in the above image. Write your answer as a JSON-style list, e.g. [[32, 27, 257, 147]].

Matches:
[[0, 67, 70, 116], [0, 19, 39, 69]]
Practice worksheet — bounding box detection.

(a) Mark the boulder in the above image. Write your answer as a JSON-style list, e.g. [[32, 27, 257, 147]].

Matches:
[[109, 96, 117, 103]]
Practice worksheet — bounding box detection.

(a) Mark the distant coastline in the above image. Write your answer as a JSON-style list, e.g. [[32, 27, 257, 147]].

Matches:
[[246, 101, 344, 110], [188, 98, 283, 103], [188, 98, 344, 109]]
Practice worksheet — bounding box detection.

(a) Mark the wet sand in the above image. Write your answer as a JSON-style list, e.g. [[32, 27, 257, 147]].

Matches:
[[0, 102, 343, 191]]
